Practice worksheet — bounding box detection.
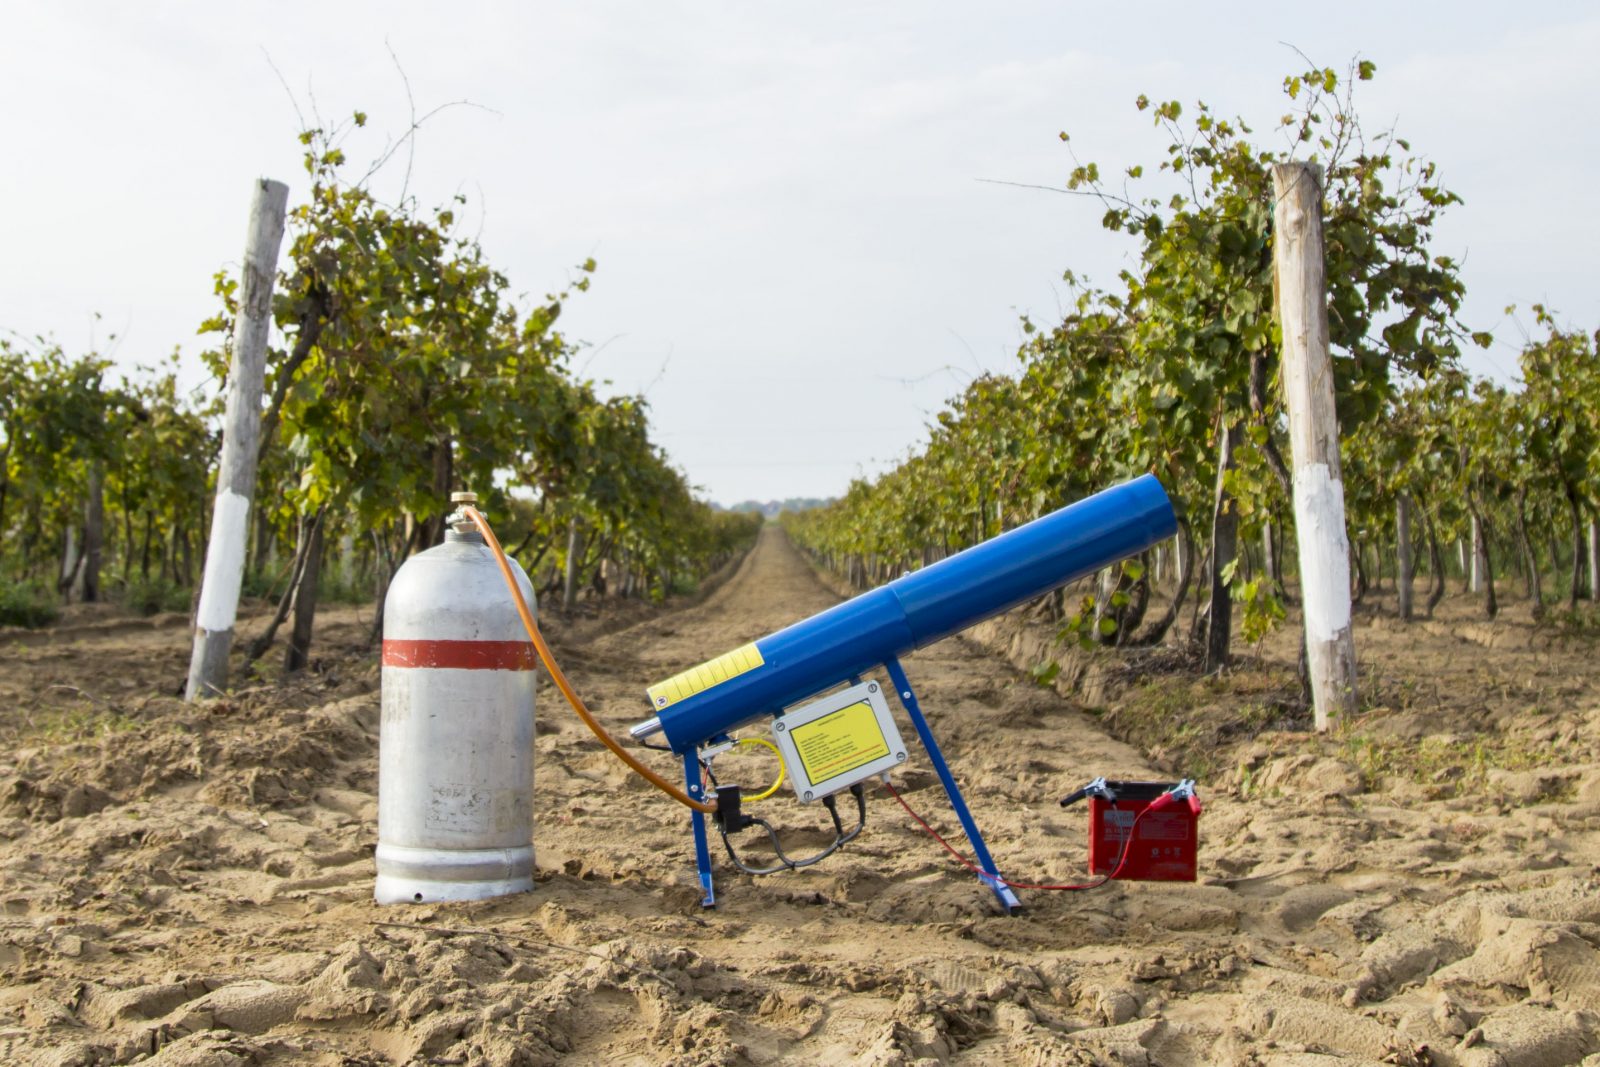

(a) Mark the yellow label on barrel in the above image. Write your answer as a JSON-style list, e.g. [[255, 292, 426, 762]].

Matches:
[[790, 700, 890, 788], [647, 643, 765, 710]]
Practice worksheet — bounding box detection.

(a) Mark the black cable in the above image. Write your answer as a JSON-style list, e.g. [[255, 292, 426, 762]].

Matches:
[[717, 782, 868, 876]]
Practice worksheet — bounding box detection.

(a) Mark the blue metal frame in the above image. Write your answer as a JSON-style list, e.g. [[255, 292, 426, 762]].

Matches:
[[684, 750, 715, 908], [884, 657, 1020, 912]]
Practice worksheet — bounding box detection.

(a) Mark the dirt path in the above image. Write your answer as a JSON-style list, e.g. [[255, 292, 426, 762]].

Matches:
[[3, 527, 1600, 1065]]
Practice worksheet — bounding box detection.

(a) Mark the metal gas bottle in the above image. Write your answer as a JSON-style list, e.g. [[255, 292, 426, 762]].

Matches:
[[376, 498, 537, 904]]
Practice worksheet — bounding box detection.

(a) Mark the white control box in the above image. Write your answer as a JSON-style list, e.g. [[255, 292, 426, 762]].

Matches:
[[771, 680, 909, 802]]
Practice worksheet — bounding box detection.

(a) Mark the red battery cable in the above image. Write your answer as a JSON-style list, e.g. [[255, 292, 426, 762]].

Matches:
[[882, 779, 1156, 892]]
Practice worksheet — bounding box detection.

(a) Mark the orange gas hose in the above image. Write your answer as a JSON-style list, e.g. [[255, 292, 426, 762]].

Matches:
[[462, 507, 716, 814]]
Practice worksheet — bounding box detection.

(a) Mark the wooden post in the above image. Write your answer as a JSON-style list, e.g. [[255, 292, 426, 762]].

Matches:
[[1470, 514, 1485, 593], [562, 516, 581, 611], [1175, 527, 1187, 590], [1205, 420, 1241, 673], [1588, 518, 1599, 601], [1396, 493, 1413, 621], [59, 524, 78, 600], [1272, 162, 1358, 728], [82, 461, 104, 602], [186, 178, 290, 700]]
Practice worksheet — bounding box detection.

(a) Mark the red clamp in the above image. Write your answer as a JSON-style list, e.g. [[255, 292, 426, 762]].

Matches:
[[1147, 778, 1202, 816]]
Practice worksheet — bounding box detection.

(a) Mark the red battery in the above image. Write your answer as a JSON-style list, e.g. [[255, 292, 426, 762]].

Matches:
[[1087, 780, 1198, 882]]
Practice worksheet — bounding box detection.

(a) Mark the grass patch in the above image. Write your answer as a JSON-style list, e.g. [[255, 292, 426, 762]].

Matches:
[[1097, 667, 1308, 783], [6, 700, 144, 746], [1335, 728, 1549, 794], [117, 574, 192, 616], [0, 579, 60, 628], [1538, 604, 1600, 638]]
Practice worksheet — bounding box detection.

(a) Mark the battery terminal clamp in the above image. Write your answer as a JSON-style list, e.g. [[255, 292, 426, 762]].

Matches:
[[1059, 776, 1116, 808], [1148, 777, 1203, 816]]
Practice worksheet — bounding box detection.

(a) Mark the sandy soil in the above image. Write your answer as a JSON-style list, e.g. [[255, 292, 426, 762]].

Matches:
[[2, 527, 1600, 1066]]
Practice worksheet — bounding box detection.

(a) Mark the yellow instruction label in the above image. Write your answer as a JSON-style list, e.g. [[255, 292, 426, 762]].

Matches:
[[647, 643, 765, 710], [791, 700, 890, 788]]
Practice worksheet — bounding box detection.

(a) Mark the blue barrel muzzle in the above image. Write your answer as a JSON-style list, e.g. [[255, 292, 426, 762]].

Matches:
[[649, 473, 1176, 752]]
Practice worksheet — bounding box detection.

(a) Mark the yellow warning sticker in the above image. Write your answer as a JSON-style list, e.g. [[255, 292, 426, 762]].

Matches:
[[790, 700, 890, 788], [647, 643, 765, 710]]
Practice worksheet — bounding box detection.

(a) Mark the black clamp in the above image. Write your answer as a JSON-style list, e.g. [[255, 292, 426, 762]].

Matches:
[[1059, 776, 1116, 808]]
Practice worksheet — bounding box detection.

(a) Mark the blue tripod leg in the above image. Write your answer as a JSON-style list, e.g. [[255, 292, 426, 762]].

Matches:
[[884, 656, 1021, 913], [684, 749, 715, 908]]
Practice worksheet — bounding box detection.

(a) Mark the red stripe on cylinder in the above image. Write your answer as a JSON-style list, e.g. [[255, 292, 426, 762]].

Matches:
[[381, 639, 538, 671]]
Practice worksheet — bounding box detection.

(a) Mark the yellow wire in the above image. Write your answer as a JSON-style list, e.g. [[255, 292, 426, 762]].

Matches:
[[734, 737, 785, 803]]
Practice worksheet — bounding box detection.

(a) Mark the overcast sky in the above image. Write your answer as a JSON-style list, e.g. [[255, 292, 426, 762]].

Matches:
[[4, 3, 1596, 504]]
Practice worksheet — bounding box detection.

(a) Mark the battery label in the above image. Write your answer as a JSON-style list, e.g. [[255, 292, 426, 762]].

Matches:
[[1101, 810, 1191, 842], [647, 643, 765, 710], [790, 700, 890, 787]]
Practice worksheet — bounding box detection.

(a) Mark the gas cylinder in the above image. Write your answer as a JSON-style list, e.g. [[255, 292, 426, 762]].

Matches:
[[376, 494, 537, 904]]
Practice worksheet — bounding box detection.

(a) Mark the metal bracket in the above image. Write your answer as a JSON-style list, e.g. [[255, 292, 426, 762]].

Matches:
[[684, 749, 715, 908], [884, 657, 1021, 914]]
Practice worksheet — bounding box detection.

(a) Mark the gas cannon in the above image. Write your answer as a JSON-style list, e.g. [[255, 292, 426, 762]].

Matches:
[[628, 473, 1181, 910]]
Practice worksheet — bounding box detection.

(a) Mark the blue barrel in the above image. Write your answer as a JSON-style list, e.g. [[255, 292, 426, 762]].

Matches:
[[647, 474, 1176, 752]]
